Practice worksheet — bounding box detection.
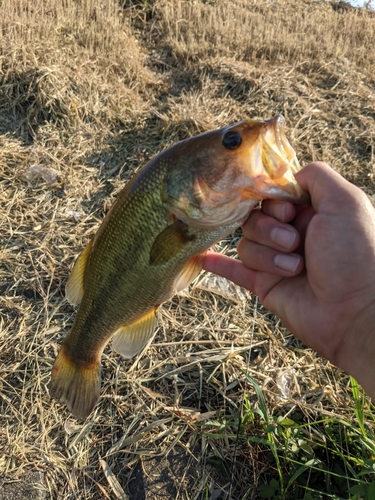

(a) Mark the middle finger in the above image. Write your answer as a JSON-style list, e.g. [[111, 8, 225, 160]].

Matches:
[[242, 209, 300, 252]]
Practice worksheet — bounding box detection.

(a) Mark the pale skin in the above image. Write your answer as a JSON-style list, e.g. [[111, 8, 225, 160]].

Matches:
[[203, 162, 375, 399]]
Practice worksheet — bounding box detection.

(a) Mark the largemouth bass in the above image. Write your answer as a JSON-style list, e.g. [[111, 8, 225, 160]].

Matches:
[[50, 115, 308, 419]]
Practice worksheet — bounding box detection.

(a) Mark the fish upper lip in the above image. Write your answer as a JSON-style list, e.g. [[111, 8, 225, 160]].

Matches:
[[274, 115, 286, 156], [274, 115, 302, 174], [271, 114, 292, 164]]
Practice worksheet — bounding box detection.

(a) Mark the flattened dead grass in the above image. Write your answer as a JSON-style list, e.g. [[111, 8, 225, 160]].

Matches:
[[1, 0, 375, 498]]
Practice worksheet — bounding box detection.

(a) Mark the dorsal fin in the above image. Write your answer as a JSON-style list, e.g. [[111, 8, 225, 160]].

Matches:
[[112, 309, 159, 359], [65, 240, 93, 306]]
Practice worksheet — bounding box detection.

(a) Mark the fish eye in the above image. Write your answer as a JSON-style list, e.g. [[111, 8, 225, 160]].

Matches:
[[222, 130, 242, 150]]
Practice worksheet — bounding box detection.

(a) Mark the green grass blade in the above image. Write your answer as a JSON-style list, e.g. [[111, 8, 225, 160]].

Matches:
[[285, 458, 321, 493], [243, 372, 269, 424], [350, 376, 367, 437]]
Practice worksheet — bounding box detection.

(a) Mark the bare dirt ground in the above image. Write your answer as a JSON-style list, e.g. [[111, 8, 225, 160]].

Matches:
[[1, 1, 375, 498]]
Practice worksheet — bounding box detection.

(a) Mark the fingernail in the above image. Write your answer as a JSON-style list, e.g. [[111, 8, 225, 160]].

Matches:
[[274, 253, 301, 273], [270, 227, 296, 249]]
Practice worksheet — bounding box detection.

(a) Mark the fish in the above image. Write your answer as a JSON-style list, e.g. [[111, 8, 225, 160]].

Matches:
[[49, 114, 309, 419]]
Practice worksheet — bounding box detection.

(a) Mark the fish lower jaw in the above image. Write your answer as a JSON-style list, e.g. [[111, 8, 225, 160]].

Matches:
[[241, 174, 309, 204], [181, 198, 260, 229]]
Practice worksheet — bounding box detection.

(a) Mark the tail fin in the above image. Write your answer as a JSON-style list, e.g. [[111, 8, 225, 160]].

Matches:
[[49, 346, 101, 419]]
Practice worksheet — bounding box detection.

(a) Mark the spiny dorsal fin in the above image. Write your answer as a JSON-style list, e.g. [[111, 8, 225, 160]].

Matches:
[[174, 252, 205, 293], [149, 220, 195, 266], [112, 309, 159, 359], [65, 239, 93, 306]]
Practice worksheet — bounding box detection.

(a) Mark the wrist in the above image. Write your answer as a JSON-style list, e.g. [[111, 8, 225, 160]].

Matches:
[[337, 302, 375, 400]]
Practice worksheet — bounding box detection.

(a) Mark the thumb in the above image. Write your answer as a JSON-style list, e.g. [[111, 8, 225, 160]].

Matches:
[[295, 162, 360, 216]]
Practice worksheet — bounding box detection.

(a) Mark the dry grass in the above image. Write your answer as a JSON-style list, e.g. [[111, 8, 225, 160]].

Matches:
[[1, 0, 375, 498], [158, 0, 375, 69]]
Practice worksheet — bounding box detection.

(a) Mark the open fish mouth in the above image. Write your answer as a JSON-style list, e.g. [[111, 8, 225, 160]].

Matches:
[[258, 114, 309, 202], [262, 114, 301, 176], [272, 114, 301, 173], [165, 114, 310, 228]]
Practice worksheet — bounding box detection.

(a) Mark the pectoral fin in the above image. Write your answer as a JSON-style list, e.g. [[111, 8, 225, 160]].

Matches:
[[65, 240, 93, 306], [149, 220, 195, 266], [112, 309, 159, 359]]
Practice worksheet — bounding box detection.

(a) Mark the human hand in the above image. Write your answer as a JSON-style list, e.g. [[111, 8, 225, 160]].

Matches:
[[203, 162, 375, 398]]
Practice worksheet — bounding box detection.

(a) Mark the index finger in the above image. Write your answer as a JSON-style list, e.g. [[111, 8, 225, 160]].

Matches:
[[202, 251, 257, 291]]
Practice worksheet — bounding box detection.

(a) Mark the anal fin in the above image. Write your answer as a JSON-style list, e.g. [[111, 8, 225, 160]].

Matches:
[[112, 309, 159, 359], [65, 239, 93, 306]]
